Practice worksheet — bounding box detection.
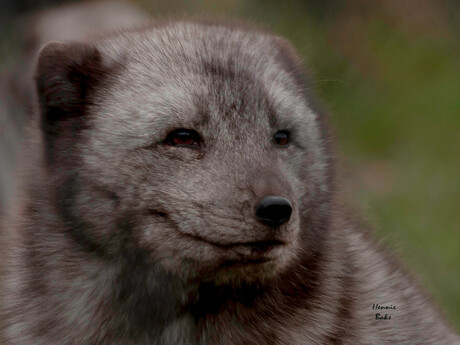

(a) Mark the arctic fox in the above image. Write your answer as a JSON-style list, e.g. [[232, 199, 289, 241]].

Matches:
[[0, 3, 458, 345]]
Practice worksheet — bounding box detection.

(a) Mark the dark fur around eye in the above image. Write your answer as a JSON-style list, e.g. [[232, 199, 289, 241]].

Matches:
[[164, 129, 203, 148], [273, 131, 290, 147]]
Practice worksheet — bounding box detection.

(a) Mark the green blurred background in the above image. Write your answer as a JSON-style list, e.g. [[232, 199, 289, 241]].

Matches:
[[1, 0, 459, 331]]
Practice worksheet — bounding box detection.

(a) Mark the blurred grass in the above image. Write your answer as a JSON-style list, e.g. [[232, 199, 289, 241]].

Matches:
[[1, 0, 458, 331]]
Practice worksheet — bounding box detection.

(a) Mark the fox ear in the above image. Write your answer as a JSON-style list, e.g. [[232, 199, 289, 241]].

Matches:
[[36, 41, 104, 123], [35, 41, 105, 162]]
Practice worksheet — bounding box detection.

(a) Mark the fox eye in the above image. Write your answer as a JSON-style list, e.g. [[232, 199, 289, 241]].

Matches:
[[273, 130, 290, 147], [164, 129, 202, 148]]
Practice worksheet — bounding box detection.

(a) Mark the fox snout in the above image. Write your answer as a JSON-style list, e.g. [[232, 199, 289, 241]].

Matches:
[[255, 196, 293, 228]]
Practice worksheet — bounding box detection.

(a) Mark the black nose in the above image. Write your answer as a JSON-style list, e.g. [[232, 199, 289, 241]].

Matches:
[[255, 196, 292, 227]]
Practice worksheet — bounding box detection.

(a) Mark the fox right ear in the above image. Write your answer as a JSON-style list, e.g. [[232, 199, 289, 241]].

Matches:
[[36, 41, 106, 162], [36, 41, 104, 122]]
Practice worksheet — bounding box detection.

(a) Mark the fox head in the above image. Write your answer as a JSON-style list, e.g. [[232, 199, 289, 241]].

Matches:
[[36, 21, 333, 286]]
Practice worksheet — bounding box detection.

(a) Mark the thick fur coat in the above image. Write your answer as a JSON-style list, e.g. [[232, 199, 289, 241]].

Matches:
[[1, 6, 459, 345]]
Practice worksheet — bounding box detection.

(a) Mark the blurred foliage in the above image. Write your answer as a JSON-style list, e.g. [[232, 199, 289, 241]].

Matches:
[[1, 0, 459, 331]]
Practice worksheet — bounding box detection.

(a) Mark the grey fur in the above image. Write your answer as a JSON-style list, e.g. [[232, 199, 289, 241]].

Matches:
[[1, 5, 459, 345]]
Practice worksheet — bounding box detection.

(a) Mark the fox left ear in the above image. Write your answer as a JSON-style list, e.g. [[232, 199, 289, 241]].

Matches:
[[35, 41, 106, 162]]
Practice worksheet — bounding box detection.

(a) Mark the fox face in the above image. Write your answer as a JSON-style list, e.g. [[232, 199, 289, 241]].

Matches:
[[36, 22, 331, 286]]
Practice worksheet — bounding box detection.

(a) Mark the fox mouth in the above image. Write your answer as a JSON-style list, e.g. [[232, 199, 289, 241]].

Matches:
[[217, 239, 284, 249], [184, 232, 285, 250], [148, 209, 288, 262], [183, 232, 286, 261]]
